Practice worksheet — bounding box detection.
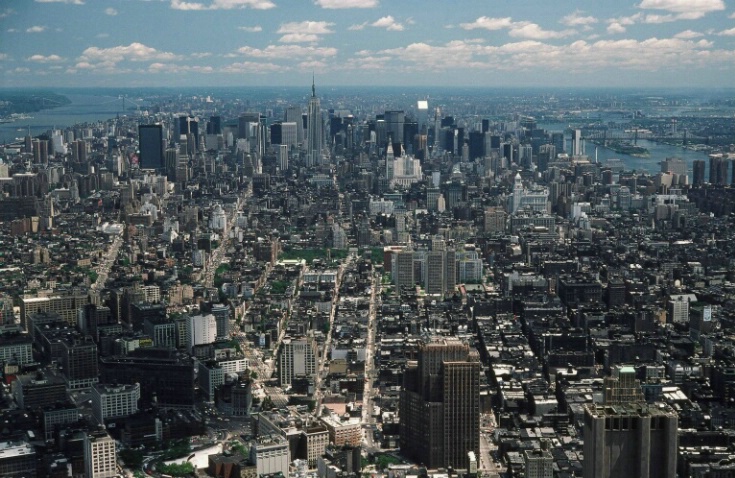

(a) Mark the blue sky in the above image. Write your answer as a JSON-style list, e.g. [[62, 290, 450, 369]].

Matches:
[[1, 0, 735, 88]]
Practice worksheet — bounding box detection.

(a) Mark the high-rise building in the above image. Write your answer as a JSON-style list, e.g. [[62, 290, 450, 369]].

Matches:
[[306, 78, 323, 167], [709, 154, 729, 185], [524, 447, 553, 478], [400, 337, 481, 470], [284, 106, 304, 145], [279, 335, 317, 387], [394, 250, 415, 290], [692, 159, 706, 187], [384, 110, 405, 149], [187, 314, 217, 350], [138, 124, 164, 171], [91, 383, 141, 424], [84, 429, 117, 478], [572, 129, 583, 156], [583, 403, 677, 478]]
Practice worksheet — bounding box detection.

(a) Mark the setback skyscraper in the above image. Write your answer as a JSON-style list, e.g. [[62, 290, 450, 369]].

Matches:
[[306, 78, 323, 167], [400, 337, 480, 470]]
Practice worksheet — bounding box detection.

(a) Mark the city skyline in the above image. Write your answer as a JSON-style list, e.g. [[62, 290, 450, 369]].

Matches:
[[0, 0, 735, 88]]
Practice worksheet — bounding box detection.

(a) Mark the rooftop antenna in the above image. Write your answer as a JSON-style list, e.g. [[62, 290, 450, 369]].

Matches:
[[311, 72, 316, 98]]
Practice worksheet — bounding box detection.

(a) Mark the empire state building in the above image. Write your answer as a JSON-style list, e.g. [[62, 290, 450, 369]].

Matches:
[[306, 78, 323, 167]]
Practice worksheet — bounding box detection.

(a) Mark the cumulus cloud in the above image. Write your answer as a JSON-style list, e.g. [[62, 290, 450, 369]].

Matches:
[[315, 0, 377, 8], [719, 27, 735, 36], [607, 22, 627, 34], [26, 26, 47, 33], [637, 0, 725, 20], [170, 0, 275, 10], [561, 11, 598, 27], [27, 54, 65, 62], [348, 22, 367, 31], [237, 44, 337, 59], [105, 7, 118, 15], [277, 21, 334, 43], [0, 8, 15, 18], [76, 43, 181, 72], [238, 26, 263, 32], [349, 35, 733, 74], [460, 16, 514, 31], [674, 29, 704, 38], [460, 16, 573, 39], [371, 16, 404, 31]]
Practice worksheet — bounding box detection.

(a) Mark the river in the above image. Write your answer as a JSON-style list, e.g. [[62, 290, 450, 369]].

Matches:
[[538, 122, 710, 180], [0, 93, 133, 144]]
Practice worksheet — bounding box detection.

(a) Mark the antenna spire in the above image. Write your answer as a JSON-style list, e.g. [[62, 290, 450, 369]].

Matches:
[[312, 73, 316, 97]]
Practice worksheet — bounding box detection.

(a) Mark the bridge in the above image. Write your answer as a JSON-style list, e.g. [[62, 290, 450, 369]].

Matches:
[[581, 128, 703, 144]]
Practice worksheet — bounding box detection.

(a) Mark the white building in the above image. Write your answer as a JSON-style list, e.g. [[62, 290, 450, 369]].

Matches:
[[250, 435, 290, 478], [187, 314, 217, 350], [669, 294, 697, 324], [510, 172, 549, 214], [84, 430, 117, 478], [210, 204, 227, 232], [279, 336, 317, 387], [91, 383, 140, 424]]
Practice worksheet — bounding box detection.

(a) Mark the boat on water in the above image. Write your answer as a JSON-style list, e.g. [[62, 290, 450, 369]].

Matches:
[[593, 139, 650, 158]]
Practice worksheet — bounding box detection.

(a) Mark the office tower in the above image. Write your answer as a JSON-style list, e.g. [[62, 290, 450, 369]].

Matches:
[[384, 110, 405, 149], [99, 349, 196, 408], [400, 337, 481, 470], [572, 129, 583, 156], [552, 132, 564, 153], [278, 336, 317, 387], [84, 429, 117, 478], [538, 144, 555, 172], [661, 157, 687, 177], [468, 131, 484, 160], [425, 250, 456, 297], [138, 124, 164, 170], [284, 106, 304, 144], [709, 154, 729, 185], [61, 337, 99, 390], [584, 403, 677, 478], [306, 79, 323, 166], [238, 112, 259, 139], [403, 120, 419, 153], [395, 250, 415, 289], [482, 119, 490, 133], [519, 144, 533, 169], [207, 115, 222, 135], [211, 304, 231, 338], [278, 144, 289, 171]]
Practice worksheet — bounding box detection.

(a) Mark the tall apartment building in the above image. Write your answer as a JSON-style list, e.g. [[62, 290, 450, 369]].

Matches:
[[400, 337, 481, 470], [279, 336, 317, 387], [84, 429, 117, 478], [188, 314, 217, 350]]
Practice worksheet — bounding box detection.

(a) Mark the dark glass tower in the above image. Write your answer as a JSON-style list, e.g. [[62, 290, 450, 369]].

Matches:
[[138, 124, 164, 170]]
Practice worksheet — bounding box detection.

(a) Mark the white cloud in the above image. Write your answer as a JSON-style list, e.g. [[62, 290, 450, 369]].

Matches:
[[729, 12, 735, 18], [170, 0, 275, 10], [105, 7, 118, 15], [561, 11, 598, 27], [607, 22, 627, 34], [371, 16, 404, 31], [277, 21, 334, 43], [35, 0, 84, 4], [509, 22, 575, 39], [643, 14, 677, 23], [348, 22, 367, 31], [351, 35, 733, 74], [315, 0, 377, 8], [637, 0, 725, 20], [0, 8, 15, 18], [237, 44, 337, 59], [26, 26, 47, 33], [77, 43, 181, 72], [191, 52, 212, 58], [460, 16, 573, 38], [460, 16, 514, 31], [0, 54, 8, 60], [718, 27, 735, 36], [148, 63, 214, 73], [674, 29, 704, 38], [27, 54, 65, 62], [221, 61, 286, 73], [96, 33, 110, 38], [238, 26, 263, 32], [279, 33, 321, 43]]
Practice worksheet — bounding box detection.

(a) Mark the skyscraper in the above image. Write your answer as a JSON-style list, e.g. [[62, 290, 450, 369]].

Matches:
[[138, 124, 164, 171], [306, 78, 323, 167], [400, 337, 480, 470], [692, 159, 706, 187], [583, 366, 678, 478]]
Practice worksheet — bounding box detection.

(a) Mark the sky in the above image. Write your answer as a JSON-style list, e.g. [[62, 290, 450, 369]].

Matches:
[[1, 0, 735, 88]]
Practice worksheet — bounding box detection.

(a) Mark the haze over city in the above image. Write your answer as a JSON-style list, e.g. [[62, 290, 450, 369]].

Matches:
[[2, 0, 735, 88]]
